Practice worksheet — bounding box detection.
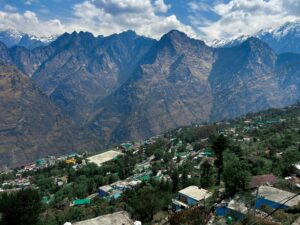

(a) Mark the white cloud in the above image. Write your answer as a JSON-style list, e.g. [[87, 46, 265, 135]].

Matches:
[[0, 10, 66, 36], [4, 4, 18, 12], [6, 0, 300, 43], [154, 0, 171, 13], [190, 0, 300, 42], [0, 0, 196, 39], [70, 0, 196, 39], [188, 1, 211, 12]]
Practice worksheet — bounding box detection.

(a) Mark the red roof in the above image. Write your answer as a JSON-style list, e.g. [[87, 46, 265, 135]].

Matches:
[[248, 173, 278, 189]]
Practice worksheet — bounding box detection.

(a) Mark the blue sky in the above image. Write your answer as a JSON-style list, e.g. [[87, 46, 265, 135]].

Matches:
[[0, 0, 300, 42]]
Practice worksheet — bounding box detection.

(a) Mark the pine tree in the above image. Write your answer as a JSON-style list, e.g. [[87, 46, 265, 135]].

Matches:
[[212, 134, 229, 185]]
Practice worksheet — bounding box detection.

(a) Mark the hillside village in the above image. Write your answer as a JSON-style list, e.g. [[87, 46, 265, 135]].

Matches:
[[1, 104, 300, 225]]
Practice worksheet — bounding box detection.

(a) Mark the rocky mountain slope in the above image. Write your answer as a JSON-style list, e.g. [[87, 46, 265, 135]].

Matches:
[[1, 29, 300, 167], [90, 33, 298, 144], [209, 38, 283, 120], [32, 31, 155, 123], [0, 31, 155, 123], [90, 30, 216, 145], [0, 64, 78, 168]]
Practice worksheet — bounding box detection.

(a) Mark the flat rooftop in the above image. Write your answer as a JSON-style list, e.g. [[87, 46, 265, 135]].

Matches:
[[73, 211, 133, 225], [87, 150, 123, 166], [179, 185, 212, 201], [99, 185, 112, 192], [258, 186, 300, 207]]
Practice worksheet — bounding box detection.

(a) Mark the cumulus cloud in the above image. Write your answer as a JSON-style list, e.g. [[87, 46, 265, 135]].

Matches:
[[70, 0, 196, 39], [0, 0, 195, 39], [0, 10, 66, 36], [154, 0, 171, 13], [190, 0, 300, 42], [3, 0, 300, 42]]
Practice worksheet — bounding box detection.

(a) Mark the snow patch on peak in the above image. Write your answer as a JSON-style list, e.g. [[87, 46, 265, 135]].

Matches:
[[210, 34, 250, 48], [26, 34, 58, 43], [211, 21, 300, 50], [0, 29, 58, 48]]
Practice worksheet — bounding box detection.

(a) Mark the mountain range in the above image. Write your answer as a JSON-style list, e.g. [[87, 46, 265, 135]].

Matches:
[[0, 30, 56, 50], [212, 21, 300, 54], [1, 22, 300, 167]]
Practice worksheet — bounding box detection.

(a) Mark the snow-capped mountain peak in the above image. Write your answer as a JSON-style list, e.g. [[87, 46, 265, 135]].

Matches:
[[0, 30, 58, 49], [211, 34, 250, 48], [211, 21, 300, 53]]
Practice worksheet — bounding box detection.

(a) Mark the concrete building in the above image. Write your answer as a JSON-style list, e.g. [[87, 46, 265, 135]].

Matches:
[[172, 185, 212, 212], [98, 185, 112, 197], [255, 186, 300, 209], [216, 196, 248, 221]]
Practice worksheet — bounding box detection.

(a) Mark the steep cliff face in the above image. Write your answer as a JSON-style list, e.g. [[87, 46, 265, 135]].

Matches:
[[89, 30, 216, 144], [209, 38, 283, 121]]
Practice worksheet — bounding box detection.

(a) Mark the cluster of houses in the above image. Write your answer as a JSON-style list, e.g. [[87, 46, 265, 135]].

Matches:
[[169, 173, 300, 223], [0, 175, 32, 191], [0, 152, 86, 192], [1, 118, 300, 225], [98, 179, 142, 200]]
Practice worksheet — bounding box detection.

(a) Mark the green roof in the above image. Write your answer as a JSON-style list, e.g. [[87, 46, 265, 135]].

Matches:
[[42, 196, 49, 204], [204, 151, 213, 156], [36, 159, 45, 165], [68, 153, 77, 157], [73, 199, 91, 205], [256, 120, 280, 125], [139, 174, 151, 181]]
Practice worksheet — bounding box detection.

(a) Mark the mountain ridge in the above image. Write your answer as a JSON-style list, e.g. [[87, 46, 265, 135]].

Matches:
[[1, 29, 300, 167], [211, 21, 300, 54], [0, 30, 57, 49]]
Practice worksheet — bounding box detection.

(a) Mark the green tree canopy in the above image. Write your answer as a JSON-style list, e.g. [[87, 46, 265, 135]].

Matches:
[[0, 188, 42, 225], [223, 152, 251, 195]]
